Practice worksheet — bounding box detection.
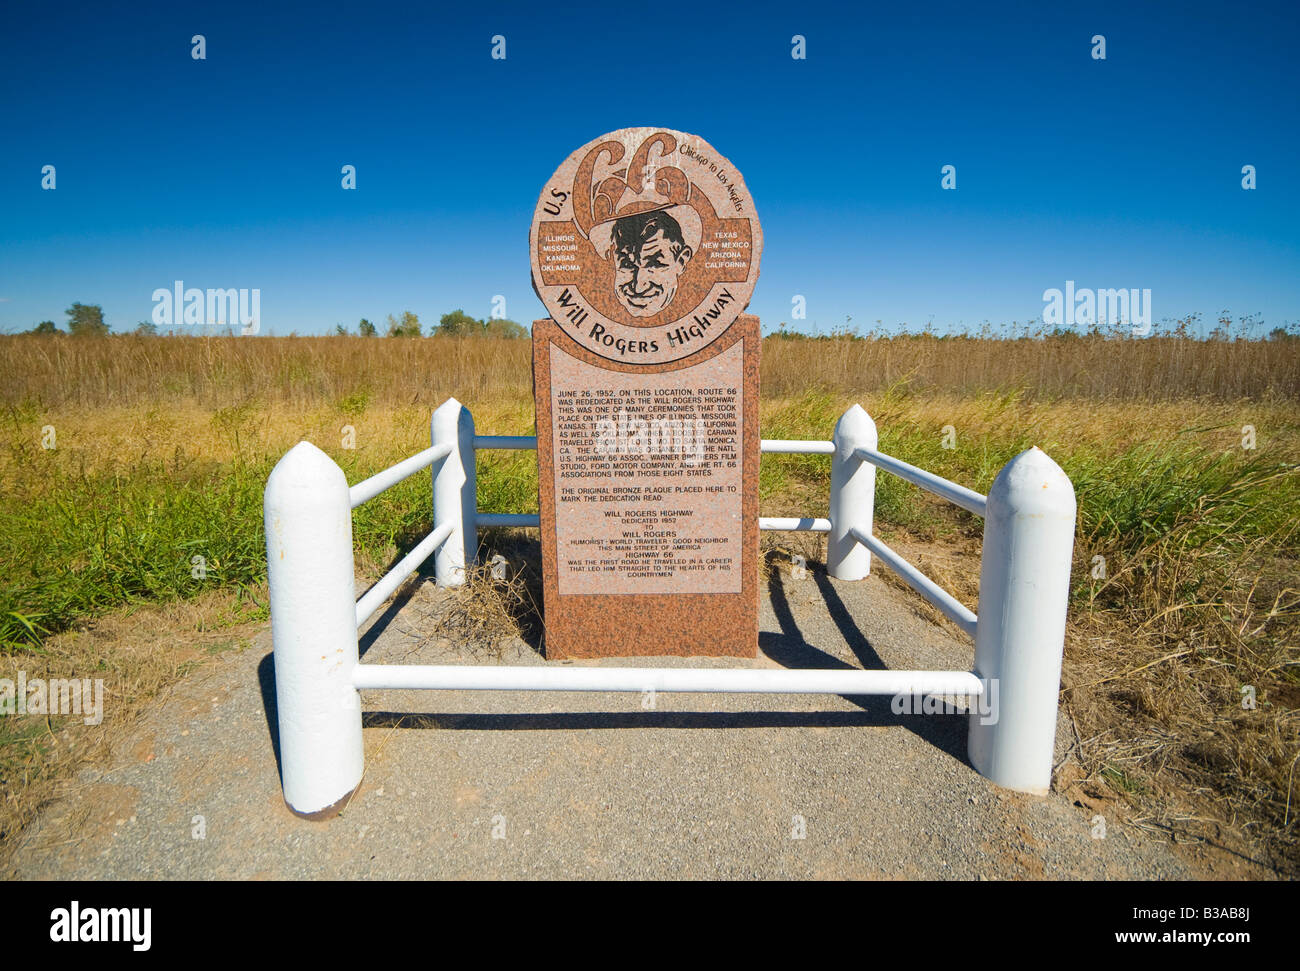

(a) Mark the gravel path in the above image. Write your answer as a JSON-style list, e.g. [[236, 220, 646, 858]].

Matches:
[[12, 568, 1221, 879]]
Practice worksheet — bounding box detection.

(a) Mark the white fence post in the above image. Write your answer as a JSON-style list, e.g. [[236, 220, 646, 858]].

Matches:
[[967, 446, 1076, 794], [827, 404, 877, 580], [264, 442, 364, 817], [432, 397, 477, 587]]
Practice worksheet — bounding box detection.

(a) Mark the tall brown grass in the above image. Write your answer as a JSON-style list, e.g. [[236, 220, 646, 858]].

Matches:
[[763, 334, 1300, 401], [2, 332, 1297, 409]]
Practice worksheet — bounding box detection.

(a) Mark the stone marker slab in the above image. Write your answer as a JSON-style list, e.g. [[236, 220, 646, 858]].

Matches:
[[530, 127, 763, 659], [533, 315, 760, 658]]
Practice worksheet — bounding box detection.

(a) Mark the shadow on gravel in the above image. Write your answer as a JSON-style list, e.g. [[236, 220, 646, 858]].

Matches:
[[257, 653, 281, 779], [358, 580, 423, 659], [761, 565, 970, 767]]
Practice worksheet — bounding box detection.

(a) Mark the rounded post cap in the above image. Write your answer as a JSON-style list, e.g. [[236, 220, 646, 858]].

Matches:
[[988, 446, 1076, 518], [833, 403, 878, 450], [266, 440, 346, 495], [433, 395, 470, 417], [432, 396, 474, 434]]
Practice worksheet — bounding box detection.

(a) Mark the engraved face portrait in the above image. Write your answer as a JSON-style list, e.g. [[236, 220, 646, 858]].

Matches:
[[608, 209, 694, 317], [531, 127, 762, 365]]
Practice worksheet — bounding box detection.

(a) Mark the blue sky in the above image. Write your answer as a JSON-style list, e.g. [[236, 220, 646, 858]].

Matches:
[[1, 0, 1297, 336]]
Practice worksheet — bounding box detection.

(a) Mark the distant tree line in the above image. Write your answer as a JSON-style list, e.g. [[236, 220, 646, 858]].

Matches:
[[19, 305, 1296, 342], [335, 309, 527, 339], [22, 303, 114, 336], [15, 304, 529, 338]]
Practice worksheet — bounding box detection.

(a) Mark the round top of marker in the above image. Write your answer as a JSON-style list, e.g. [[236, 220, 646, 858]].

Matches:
[[530, 127, 762, 365]]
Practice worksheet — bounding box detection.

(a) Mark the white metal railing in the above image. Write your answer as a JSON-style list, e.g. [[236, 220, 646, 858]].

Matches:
[[853, 445, 988, 517], [348, 442, 452, 509], [850, 526, 977, 637], [354, 521, 453, 626], [265, 397, 1076, 818], [352, 664, 985, 697]]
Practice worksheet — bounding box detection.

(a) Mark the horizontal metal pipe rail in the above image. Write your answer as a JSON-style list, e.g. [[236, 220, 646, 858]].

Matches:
[[355, 521, 453, 627], [853, 445, 987, 517], [850, 527, 977, 637], [759, 517, 830, 532], [353, 663, 984, 696], [477, 512, 540, 528], [761, 439, 836, 455], [474, 435, 537, 450], [349, 442, 452, 509]]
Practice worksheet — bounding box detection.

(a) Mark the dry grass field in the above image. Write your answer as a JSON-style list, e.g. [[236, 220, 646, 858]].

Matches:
[[1, 330, 1298, 875]]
